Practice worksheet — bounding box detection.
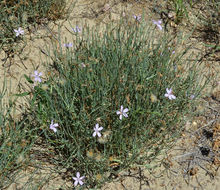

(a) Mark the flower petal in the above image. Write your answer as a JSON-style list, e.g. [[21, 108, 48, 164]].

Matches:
[[51, 127, 57, 133], [80, 176, 85, 180], [116, 111, 121, 115], [119, 114, 122, 120], [157, 24, 162, 30], [171, 95, 176, 99], [123, 108, 128, 113], [158, 20, 162, 24], [34, 77, 39, 82], [166, 88, 170, 93], [120, 105, 123, 111], [76, 172, 80, 178], [74, 180, 78, 187], [79, 180, 84, 186], [97, 132, 101, 137], [123, 113, 128, 118]]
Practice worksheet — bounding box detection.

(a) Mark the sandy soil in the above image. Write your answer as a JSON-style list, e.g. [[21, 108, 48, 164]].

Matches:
[[1, 0, 219, 189]]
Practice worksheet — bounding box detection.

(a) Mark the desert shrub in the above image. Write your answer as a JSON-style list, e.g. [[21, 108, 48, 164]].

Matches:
[[26, 18, 206, 188]]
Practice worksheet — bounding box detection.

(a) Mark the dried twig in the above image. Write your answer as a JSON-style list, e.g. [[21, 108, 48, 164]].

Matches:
[[173, 152, 197, 161]]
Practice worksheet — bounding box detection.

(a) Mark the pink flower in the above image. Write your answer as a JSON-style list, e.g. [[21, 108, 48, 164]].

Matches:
[[164, 88, 176, 100]]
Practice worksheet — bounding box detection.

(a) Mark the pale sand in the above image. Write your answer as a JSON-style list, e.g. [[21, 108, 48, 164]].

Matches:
[[1, 0, 219, 189]]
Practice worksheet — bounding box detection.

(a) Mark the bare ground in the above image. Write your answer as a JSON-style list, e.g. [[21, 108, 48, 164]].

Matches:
[[1, 0, 219, 189]]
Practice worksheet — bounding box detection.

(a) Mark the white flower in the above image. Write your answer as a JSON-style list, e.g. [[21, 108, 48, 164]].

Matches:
[[80, 62, 86, 68], [116, 105, 129, 120], [72, 172, 85, 187], [168, 47, 175, 54], [164, 88, 176, 100], [153, 20, 163, 30], [186, 92, 195, 100], [93, 123, 103, 137], [63, 43, 73, 48], [72, 26, 81, 33], [32, 70, 42, 83], [133, 14, 141, 21], [14, 27, 24, 37], [50, 120, 59, 133], [189, 95, 195, 100]]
